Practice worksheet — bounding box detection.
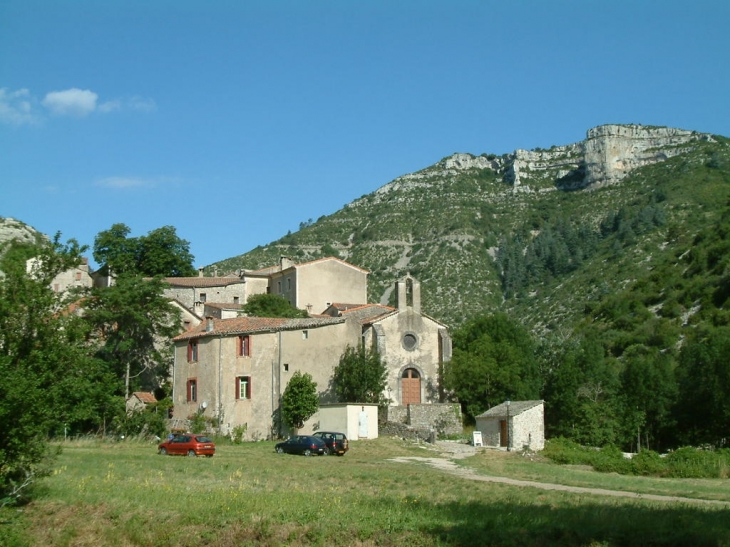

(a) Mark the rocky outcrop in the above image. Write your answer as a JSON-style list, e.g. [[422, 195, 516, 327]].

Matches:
[[581, 125, 710, 188], [0, 217, 44, 249], [381, 124, 714, 195]]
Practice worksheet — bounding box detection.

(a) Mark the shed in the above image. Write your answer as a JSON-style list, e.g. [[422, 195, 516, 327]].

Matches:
[[126, 391, 158, 414], [475, 400, 544, 451], [317, 403, 379, 440]]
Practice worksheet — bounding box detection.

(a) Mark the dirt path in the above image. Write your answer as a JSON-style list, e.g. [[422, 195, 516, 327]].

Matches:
[[389, 453, 730, 507]]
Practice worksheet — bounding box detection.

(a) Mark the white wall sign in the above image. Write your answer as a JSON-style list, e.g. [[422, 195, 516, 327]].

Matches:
[[473, 431, 483, 447]]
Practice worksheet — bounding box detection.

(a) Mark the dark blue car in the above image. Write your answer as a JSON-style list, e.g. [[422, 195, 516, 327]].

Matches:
[[275, 435, 327, 456]]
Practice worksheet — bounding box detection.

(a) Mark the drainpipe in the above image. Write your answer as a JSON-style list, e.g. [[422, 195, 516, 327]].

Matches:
[[277, 330, 282, 438], [218, 334, 223, 435]]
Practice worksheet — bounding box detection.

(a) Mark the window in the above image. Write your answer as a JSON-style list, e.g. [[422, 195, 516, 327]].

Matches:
[[187, 340, 199, 362], [287, 278, 291, 290], [238, 335, 251, 357], [233, 296, 240, 304], [187, 379, 197, 402], [302, 330, 308, 340], [75, 271, 82, 281], [277, 281, 281, 293], [402, 333, 418, 351], [199, 293, 207, 303], [283, 363, 289, 372], [236, 376, 251, 400]]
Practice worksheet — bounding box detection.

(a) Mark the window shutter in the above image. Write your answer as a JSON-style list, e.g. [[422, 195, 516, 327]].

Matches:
[[235, 377, 240, 399], [246, 376, 252, 399]]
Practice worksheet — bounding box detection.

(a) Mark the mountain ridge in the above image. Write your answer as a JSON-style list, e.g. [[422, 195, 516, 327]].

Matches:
[[210, 124, 729, 334]]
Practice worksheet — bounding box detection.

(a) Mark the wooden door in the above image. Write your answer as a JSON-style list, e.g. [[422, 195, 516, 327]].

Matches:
[[401, 368, 421, 405]]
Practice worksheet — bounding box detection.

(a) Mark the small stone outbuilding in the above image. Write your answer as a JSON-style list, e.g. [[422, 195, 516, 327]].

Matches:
[[475, 400, 544, 451]]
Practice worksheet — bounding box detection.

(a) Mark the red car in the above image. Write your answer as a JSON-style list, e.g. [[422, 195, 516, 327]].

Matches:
[[158, 434, 215, 457]]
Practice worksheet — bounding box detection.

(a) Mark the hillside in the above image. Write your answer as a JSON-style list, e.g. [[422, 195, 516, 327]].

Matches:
[[209, 124, 730, 334]]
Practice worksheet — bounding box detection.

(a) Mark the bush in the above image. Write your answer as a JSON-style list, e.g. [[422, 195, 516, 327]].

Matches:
[[665, 447, 730, 478]]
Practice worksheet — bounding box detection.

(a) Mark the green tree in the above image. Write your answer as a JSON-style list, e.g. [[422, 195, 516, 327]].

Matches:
[[674, 326, 730, 446], [83, 276, 180, 398], [620, 344, 678, 451], [281, 371, 318, 430], [93, 223, 196, 277], [542, 336, 621, 446], [0, 236, 112, 504], [241, 293, 308, 318], [444, 313, 540, 421], [332, 345, 388, 404]]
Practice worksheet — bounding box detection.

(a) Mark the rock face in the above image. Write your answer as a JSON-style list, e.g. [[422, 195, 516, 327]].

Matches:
[[507, 124, 711, 191], [581, 125, 709, 188], [0, 217, 44, 248], [367, 124, 712, 201]]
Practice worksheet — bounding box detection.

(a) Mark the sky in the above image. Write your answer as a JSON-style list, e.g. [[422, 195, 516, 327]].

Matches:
[[2, 0, 729, 270]]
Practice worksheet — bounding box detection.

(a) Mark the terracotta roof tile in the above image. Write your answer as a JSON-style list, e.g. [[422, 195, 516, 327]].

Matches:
[[132, 392, 157, 404], [164, 277, 246, 288], [174, 315, 345, 341]]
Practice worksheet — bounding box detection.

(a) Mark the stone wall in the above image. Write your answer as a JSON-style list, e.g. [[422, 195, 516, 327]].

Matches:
[[382, 403, 462, 439]]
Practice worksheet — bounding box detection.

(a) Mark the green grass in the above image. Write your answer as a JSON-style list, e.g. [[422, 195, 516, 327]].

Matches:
[[2, 438, 730, 546]]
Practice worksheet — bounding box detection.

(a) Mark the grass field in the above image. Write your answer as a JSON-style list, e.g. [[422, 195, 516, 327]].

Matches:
[[1, 437, 730, 546]]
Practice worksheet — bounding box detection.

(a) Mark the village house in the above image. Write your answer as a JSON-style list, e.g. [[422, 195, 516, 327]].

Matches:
[[474, 400, 545, 451], [169, 257, 451, 440]]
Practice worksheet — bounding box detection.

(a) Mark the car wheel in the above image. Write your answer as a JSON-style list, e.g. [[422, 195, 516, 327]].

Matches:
[[187, 449, 197, 457], [324, 447, 332, 456], [159, 448, 167, 455], [304, 449, 312, 457], [205, 454, 213, 458], [276, 447, 284, 454]]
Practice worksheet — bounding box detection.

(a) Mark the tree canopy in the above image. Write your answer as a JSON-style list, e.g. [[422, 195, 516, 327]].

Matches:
[[93, 223, 196, 278], [0, 236, 117, 504], [331, 345, 388, 404], [281, 371, 319, 430], [444, 313, 540, 421], [241, 293, 308, 318]]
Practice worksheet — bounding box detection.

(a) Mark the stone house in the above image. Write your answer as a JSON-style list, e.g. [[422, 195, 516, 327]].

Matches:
[[126, 391, 158, 414], [475, 400, 545, 451], [163, 256, 368, 317], [170, 272, 452, 440]]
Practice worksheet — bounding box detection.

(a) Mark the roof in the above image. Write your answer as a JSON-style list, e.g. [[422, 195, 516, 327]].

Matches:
[[475, 400, 543, 419], [203, 302, 243, 310], [292, 256, 369, 274], [163, 276, 246, 288], [131, 392, 157, 404], [174, 315, 345, 341], [338, 303, 397, 324], [251, 256, 369, 276]]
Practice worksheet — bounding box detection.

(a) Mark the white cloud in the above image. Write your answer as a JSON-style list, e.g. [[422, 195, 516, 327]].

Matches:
[[2, 87, 157, 123], [42, 88, 98, 117], [98, 99, 122, 113], [96, 176, 150, 189], [128, 96, 157, 112], [0, 88, 39, 125]]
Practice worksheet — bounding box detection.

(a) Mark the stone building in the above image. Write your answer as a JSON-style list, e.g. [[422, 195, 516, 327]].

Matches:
[[170, 271, 452, 440], [475, 400, 545, 451]]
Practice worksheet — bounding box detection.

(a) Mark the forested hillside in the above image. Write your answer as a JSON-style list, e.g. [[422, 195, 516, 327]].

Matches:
[[211, 126, 730, 451]]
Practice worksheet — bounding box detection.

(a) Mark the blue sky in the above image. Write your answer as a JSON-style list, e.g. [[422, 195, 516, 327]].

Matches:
[[2, 0, 729, 269]]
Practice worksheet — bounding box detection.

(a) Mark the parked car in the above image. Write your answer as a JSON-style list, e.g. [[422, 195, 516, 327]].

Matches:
[[275, 435, 327, 456], [158, 434, 215, 457], [312, 431, 349, 456]]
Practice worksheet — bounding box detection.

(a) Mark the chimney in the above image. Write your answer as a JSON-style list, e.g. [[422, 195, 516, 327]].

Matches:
[[206, 317, 214, 332], [198, 267, 204, 278]]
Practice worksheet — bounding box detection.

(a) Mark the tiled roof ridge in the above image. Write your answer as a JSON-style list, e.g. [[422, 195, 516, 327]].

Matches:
[[174, 315, 345, 340]]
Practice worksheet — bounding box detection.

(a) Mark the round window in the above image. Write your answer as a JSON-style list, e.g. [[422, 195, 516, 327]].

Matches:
[[402, 333, 418, 351]]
